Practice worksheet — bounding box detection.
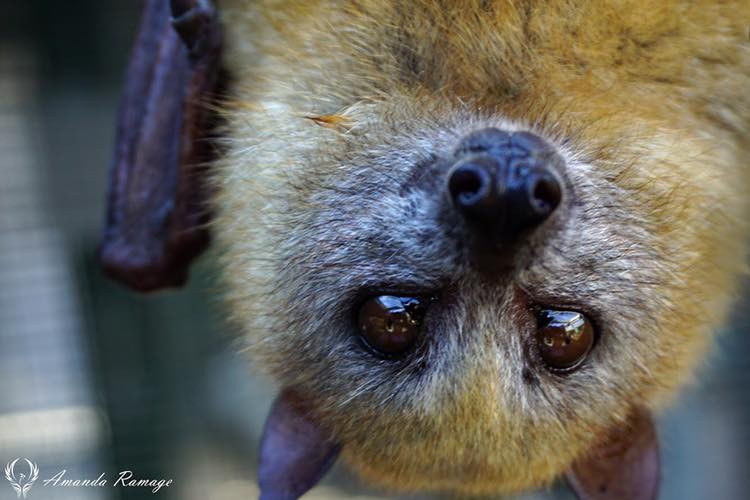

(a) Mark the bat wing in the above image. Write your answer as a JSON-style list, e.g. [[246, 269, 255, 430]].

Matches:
[[100, 0, 223, 292]]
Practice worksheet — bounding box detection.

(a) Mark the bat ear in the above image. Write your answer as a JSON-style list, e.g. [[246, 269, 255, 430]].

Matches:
[[565, 409, 660, 500], [100, 0, 223, 292], [258, 389, 341, 500]]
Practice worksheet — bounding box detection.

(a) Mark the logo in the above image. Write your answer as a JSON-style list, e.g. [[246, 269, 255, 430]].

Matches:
[[2, 459, 173, 496], [4, 459, 38, 498]]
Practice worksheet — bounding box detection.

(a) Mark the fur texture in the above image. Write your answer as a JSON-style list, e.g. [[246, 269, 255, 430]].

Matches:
[[211, 0, 750, 495]]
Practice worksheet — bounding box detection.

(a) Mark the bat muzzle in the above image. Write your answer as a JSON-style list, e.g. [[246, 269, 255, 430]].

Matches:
[[447, 128, 563, 245]]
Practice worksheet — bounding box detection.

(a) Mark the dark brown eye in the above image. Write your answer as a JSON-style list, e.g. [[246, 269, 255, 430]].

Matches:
[[358, 296, 427, 355], [536, 310, 595, 372]]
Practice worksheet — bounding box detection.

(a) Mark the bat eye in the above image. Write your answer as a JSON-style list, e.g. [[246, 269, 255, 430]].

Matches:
[[536, 310, 595, 372], [358, 296, 427, 356]]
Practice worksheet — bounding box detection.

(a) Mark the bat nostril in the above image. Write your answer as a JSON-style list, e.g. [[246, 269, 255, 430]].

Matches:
[[448, 160, 495, 211], [528, 171, 562, 216]]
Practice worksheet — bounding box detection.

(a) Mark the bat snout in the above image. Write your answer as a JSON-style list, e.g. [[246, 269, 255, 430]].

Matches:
[[446, 128, 565, 263]]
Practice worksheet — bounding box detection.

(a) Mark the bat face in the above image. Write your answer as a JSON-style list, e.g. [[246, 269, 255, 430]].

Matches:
[[211, 0, 749, 496]]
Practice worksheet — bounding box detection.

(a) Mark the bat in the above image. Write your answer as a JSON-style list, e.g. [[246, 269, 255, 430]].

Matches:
[[102, 1, 750, 499]]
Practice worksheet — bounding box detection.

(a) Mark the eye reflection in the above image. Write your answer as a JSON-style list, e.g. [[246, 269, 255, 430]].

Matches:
[[536, 309, 595, 372], [358, 296, 427, 356]]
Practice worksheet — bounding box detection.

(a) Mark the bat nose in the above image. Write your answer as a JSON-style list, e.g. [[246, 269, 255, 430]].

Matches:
[[447, 128, 563, 246]]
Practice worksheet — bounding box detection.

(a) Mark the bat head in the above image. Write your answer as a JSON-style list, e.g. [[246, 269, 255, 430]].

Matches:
[[213, 2, 748, 497], [216, 96, 742, 497]]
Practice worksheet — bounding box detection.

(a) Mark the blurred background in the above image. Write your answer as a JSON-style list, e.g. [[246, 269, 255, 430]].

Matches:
[[0, 1, 748, 499]]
